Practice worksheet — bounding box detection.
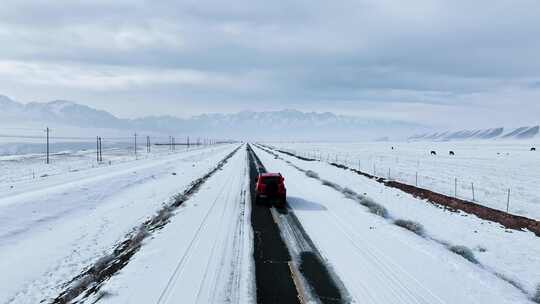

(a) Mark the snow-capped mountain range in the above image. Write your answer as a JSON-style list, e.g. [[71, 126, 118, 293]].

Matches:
[[409, 126, 540, 141], [2, 94, 538, 141], [0, 95, 422, 140]]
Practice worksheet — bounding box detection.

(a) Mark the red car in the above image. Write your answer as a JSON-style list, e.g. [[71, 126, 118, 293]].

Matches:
[[255, 173, 287, 207]]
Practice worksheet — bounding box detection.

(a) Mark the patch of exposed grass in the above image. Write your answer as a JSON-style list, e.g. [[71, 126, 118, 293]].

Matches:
[[321, 179, 342, 192], [360, 197, 389, 218], [449, 245, 478, 264], [148, 206, 174, 229], [533, 284, 540, 303], [341, 187, 358, 199], [394, 219, 425, 237], [305, 170, 319, 179], [366, 203, 389, 218]]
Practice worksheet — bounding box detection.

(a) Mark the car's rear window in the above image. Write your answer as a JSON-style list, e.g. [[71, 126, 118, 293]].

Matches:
[[262, 176, 280, 184]]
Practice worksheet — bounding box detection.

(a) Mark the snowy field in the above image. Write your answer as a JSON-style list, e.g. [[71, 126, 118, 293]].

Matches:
[[0, 143, 241, 303], [1, 142, 538, 303], [0, 141, 209, 186], [266, 141, 540, 219]]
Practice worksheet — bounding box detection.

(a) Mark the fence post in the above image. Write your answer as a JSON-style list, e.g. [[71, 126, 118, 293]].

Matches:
[[454, 178, 458, 198], [471, 182, 475, 201], [388, 168, 391, 180], [415, 172, 418, 187], [96, 136, 100, 162], [506, 188, 511, 213]]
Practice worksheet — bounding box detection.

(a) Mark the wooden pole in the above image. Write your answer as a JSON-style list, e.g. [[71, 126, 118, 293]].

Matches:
[[506, 188, 511, 213], [471, 182, 475, 201], [99, 137, 102, 162], [46, 127, 50, 164], [455, 178, 458, 198]]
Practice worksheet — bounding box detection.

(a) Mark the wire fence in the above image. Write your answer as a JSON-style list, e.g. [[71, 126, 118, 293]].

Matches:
[[278, 147, 524, 216]]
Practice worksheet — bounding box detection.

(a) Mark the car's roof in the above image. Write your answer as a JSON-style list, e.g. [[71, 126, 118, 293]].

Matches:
[[260, 172, 281, 177]]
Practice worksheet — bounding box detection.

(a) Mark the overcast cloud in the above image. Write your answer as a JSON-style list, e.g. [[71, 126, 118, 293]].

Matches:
[[1, 0, 539, 128]]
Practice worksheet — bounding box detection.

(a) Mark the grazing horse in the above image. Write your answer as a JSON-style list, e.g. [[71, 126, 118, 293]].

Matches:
[[430, 151, 437, 156], [449, 151, 455, 156], [532, 147, 537, 151]]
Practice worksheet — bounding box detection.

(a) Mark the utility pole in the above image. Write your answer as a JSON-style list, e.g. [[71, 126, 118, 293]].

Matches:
[[46, 127, 50, 164], [99, 137, 103, 162], [134, 133, 138, 159]]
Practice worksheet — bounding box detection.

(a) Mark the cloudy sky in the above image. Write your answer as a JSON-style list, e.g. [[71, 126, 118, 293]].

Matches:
[[1, 0, 539, 128]]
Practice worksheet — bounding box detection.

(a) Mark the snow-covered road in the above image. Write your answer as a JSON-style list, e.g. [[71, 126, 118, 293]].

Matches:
[[252, 145, 533, 304], [87, 145, 253, 303], [0, 144, 240, 303]]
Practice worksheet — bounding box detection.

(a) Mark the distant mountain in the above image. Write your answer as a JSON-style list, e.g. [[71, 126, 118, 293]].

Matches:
[[0, 95, 424, 141], [409, 126, 539, 141], [24, 100, 125, 128]]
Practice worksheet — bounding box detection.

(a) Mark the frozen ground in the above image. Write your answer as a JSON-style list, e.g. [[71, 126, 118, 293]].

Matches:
[[266, 141, 540, 219], [0, 144, 240, 303]]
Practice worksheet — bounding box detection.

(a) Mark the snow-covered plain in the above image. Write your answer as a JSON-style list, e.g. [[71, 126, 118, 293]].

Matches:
[[0, 142, 208, 186], [1, 141, 538, 304], [253, 145, 538, 303], [267, 141, 540, 219], [0, 144, 240, 303]]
